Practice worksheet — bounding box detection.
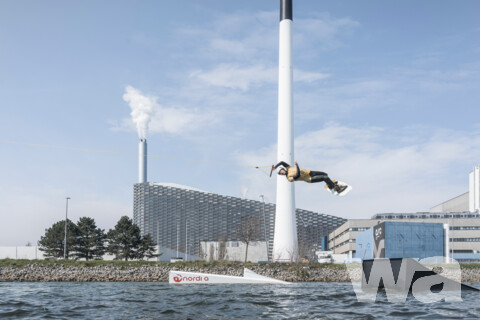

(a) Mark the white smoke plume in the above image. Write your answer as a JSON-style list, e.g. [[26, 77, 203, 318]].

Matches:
[[241, 186, 249, 199], [123, 85, 156, 139]]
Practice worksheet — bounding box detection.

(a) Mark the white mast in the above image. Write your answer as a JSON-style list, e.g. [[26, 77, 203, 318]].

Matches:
[[273, 0, 298, 262]]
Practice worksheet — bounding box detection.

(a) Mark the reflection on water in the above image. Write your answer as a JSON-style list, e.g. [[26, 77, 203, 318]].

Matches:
[[0, 282, 479, 319]]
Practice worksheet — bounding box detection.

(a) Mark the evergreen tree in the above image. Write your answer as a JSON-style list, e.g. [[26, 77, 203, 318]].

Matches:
[[73, 217, 106, 261], [107, 216, 142, 261], [38, 219, 79, 259], [137, 234, 160, 260]]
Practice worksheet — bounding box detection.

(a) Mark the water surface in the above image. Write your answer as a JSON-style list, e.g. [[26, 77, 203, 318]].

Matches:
[[1, 282, 479, 319]]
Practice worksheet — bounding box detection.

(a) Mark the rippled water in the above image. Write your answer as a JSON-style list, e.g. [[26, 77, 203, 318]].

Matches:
[[1, 282, 480, 319]]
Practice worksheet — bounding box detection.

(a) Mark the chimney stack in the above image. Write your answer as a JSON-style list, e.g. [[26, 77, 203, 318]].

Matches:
[[139, 139, 147, 183]]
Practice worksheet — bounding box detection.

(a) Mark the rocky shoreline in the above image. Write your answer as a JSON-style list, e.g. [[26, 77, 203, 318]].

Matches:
[[1, 263, 480, 282]]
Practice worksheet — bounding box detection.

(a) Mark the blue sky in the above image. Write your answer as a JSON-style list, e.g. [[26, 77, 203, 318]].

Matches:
[[1, 0, 480, 245]]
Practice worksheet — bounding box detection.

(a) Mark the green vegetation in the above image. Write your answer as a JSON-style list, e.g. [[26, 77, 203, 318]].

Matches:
[[107, 216, 159, 261], [73, 217, 106, 260], [38, 219, 79, 259], [38, 216, 158, 261]]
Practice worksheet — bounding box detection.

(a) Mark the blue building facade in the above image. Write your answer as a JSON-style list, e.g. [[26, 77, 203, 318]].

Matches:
[[356, 222, 445, 260], [356, 228, 374, 260]]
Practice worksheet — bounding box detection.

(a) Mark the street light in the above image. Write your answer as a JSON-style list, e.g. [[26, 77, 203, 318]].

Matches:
[[259, 195, 269, 262], [64, 197, 70, 260]]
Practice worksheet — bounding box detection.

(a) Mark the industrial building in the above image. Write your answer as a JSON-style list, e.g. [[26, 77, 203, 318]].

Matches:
[[133, 139, 346, 262], [329, 165, 480, 263], [355, 221, 446, 260], [329, 212, 480, 263], [134, 182, 346, 262]]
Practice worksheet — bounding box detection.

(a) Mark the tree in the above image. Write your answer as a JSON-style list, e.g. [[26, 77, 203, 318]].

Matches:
[[73, 217, 106, 261], [236, 215, 262, 263], [38, 219, 79, 259], [137, 234, 160, 260], [209, 243, 215, 262], [107, 216, 143, 261]]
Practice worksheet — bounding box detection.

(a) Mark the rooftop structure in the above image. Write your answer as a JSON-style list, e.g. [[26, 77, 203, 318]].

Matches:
[[430, 165, 480, 213], [329, 215, 480, 263]]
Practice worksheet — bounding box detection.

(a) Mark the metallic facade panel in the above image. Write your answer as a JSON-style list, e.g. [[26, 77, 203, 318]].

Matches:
[[133, 183, 346, 261]]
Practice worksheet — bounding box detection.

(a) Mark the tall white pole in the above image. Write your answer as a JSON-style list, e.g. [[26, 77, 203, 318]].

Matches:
[[139, 139, 147, 183], [273, 0, 298, 262], [64, 197, 70, 259]]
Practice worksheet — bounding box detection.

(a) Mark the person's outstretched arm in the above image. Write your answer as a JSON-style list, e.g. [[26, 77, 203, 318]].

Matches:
[[274, 161, 290, 169], [293, 161, 301, 180]]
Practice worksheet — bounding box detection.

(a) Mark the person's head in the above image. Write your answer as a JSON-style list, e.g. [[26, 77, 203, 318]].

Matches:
[[278, 168, 287, 175]]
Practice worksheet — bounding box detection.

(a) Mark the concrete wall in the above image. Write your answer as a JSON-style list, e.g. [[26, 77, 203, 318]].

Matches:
[[0, 247, 45, 260], [157, 246, 201, 262], [201, 241, 268, 262], [0, 247, 159, 261]]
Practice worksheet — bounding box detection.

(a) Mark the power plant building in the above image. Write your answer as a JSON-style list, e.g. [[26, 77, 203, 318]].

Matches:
[[133, 182, 346, 261], [356, 222, 446, 260], [329, 212, 480, 263]]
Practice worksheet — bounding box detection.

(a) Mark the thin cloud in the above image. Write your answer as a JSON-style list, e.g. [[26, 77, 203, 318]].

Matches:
[[191, 64, 330, 91], [176, 10, 360, 63], [234, 123, 480, 218]]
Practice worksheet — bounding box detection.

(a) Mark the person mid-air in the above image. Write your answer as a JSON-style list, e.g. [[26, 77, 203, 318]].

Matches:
[[271, 160, 351, 196]]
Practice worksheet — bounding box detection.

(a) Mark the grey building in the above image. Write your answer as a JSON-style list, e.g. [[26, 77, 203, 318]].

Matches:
[[134, 182, 346, 261], [329, 212, 480, 262]]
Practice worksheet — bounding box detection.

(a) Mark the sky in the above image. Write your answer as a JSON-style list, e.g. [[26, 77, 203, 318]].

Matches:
[[1, 0, 480, 246]]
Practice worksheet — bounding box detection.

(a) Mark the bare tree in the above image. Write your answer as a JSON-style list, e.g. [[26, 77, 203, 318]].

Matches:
[[298, 239, 314, 263], [198, 243, 207, 260], [298, 226, 316, 263], [218, 235, 227, 261], [209, 243, 215, 262], [236, 215, 262, 263]]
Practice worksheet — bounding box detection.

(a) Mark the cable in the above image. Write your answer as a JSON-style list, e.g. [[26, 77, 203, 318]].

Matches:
[[0, 139, 272, 173]]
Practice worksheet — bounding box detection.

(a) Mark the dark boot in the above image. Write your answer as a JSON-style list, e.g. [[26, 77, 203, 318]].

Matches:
[[333, 182, 347, 194]]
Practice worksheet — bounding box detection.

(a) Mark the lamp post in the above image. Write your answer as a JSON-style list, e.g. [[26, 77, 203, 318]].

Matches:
[[259, 195, 269, 262], [64, 197, 70, 260]]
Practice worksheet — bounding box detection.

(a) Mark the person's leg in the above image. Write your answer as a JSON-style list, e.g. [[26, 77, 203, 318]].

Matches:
[[309, 171, 335, 189]]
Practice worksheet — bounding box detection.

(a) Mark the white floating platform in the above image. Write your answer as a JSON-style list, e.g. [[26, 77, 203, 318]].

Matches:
[[169, 268, 288, 284]]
